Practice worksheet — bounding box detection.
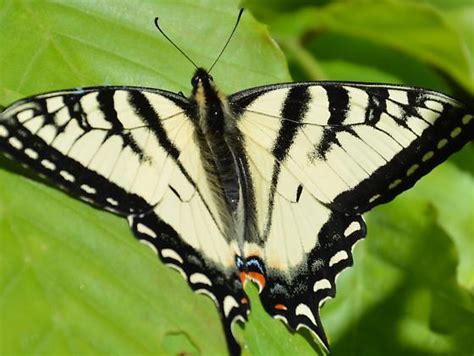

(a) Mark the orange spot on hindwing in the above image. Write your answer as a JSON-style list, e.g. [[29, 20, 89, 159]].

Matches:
[[239, 271, 266, 292], [247, 272, 266, 291], [239, 271, 247, 286]]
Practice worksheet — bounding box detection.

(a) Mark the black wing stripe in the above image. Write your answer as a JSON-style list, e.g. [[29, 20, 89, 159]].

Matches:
[[97, 90, 121, 128], [326, 85, 350, 125], [263, 86, 310, 240], [128, 91, 181, 160], [97, 90, 149, 160], [365, 86, 389, 124], [273, 86, 311, 161]]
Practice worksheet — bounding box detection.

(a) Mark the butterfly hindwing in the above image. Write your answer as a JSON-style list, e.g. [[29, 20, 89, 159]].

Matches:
[[259, 212, 366, 350], [129, 211, 248, 355]]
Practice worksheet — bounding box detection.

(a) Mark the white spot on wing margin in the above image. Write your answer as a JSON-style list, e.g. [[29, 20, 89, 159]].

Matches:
[[295, 303, 317, 325], [190, 273, 213, 286], [318, 295, 332, 308], [295, 323, 329, 353], [329, 250, 349, 267], [274, 314, 289, 326], [137, 223, 157, 238], [81, 184, 96, 194], [139, 239, 158, 254], [60, 170, 75, 182], [25, 148, 39, 159], [462, 114, 472, 125], [166, 263, 187, 279], [8, 137, 23, 149], [106, 197, 119, 206], [223, 295, 239, 317], [0, 125, 8, 137], [41, 159, 56, 170], [161, 248, 183, 263], [344, 221, 360, 237], [195, 288, 218, 306], [313, 279, 331, 292]]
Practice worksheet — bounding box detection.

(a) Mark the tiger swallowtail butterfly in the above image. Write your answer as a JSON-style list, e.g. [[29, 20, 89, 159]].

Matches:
[[0, 8, 472, 356]]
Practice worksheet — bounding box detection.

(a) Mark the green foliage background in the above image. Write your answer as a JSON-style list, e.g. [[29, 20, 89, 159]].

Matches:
[[0, 0, 472, 355]]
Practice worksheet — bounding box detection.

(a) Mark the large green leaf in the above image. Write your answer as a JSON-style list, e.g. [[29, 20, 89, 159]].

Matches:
[[266, 0, 474, 94], [1, 1, 473, 355]]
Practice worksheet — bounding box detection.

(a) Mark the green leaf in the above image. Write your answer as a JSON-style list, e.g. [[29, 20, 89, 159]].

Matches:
[[320, 164, 474, 356], [0, 168, 224, 355], [1, 1, 473, 356], [0, 0, 289, 102], [342, 174, 474, 355], [269, 0, 474, 93], [408, 162, 474, 291]]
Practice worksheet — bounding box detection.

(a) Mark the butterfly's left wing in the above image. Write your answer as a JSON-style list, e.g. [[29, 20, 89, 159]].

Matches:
[[230, 82, 472, 350], [0, 87, 249, 355]]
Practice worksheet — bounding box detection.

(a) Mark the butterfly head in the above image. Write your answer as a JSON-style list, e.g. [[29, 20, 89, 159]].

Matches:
[[190, 68, 233, 135], [191, 68, 215, 92]]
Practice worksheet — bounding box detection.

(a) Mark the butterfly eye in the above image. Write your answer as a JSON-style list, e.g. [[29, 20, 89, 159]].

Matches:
[[208, 74, 214, 82]]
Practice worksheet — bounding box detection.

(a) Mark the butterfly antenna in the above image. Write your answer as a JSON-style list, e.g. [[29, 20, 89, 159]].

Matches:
[[208, 8, 244, 73], [154, 17, 198, 69]]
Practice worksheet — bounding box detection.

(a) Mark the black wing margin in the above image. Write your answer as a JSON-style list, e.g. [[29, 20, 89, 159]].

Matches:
[[330, 85, 473, 214]]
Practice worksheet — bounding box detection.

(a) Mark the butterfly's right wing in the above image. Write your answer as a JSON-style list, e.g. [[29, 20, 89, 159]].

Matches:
[[0, 87, 248, 355], [230, 82, 472, 351]]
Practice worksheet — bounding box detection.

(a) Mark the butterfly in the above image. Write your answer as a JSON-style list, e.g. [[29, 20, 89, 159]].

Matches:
[[0, 8, 472, 356]]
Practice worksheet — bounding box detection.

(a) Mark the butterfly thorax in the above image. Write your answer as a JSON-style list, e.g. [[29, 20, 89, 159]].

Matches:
[[189, 68, 253, 247]]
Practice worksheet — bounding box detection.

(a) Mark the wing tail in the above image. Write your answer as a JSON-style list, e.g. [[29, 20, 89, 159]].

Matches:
[[128, 210, 249, 355], [258, 213, 366, 352]]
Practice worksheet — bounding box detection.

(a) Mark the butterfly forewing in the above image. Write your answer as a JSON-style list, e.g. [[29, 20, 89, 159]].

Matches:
[[232, 82, 473, 215], [0, 87, 188, 213]]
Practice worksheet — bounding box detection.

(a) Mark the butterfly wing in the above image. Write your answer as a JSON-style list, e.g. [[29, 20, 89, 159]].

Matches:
[[232, 83, 472, 215], [230, 82, 472, 349], [0, 87, 191, 215], [0, 87, 248, 355]]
